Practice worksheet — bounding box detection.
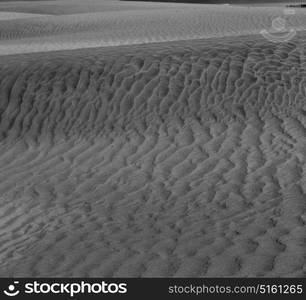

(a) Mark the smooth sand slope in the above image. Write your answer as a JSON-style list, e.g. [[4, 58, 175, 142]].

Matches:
[[0, 32, 306, 276], [1, 1, 306, 55]]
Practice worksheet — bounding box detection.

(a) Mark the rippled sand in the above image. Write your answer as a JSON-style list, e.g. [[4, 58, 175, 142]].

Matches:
[[1, 35, 306, 277], [0, 1, 306, 277]]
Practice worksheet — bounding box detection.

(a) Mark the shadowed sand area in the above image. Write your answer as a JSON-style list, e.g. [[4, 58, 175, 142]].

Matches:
[[0, 32, 306, 276]]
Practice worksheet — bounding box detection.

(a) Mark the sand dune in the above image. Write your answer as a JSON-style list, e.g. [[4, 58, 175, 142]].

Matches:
[[1, 3, 306, 55], [0, 0, 199, 15], [0, 33, 306, 277], [0, 11, 52, 20]]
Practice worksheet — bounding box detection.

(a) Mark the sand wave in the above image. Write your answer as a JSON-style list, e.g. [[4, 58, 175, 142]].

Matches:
[[0, 36, 306, 277]]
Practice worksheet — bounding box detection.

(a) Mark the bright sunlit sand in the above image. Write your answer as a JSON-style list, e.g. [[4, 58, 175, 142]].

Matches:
[[0, 0, 306, 277], [0, 1, 306, 55]]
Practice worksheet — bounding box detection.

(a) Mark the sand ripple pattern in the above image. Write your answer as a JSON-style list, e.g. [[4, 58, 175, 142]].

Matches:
[[0, 37, 306, 277]]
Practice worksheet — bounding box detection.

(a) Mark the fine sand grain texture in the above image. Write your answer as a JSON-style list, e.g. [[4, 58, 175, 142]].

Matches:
[[0, 34, 306, 277], [0, 1, 306, 277], [1, 2, 306, 55]]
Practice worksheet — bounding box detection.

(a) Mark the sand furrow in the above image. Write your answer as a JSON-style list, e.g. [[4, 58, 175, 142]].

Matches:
[[1, 32, 306, 277]]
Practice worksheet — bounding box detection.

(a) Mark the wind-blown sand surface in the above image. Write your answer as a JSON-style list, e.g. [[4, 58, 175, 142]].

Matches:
[[1, 1, 306, 55], [1, 35, 306, 277], [0, 1, 306, 277]]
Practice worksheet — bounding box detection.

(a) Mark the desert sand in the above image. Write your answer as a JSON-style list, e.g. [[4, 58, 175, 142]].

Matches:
[[0, 0, 306, 277], [1, 1, 306, 55]]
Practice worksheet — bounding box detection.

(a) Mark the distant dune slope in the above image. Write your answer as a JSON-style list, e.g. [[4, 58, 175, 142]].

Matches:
[[1, 4, 306, 55], [0, 35, 306, 277], [0, 11, 52, 20], [0, 0, 211, 15]]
